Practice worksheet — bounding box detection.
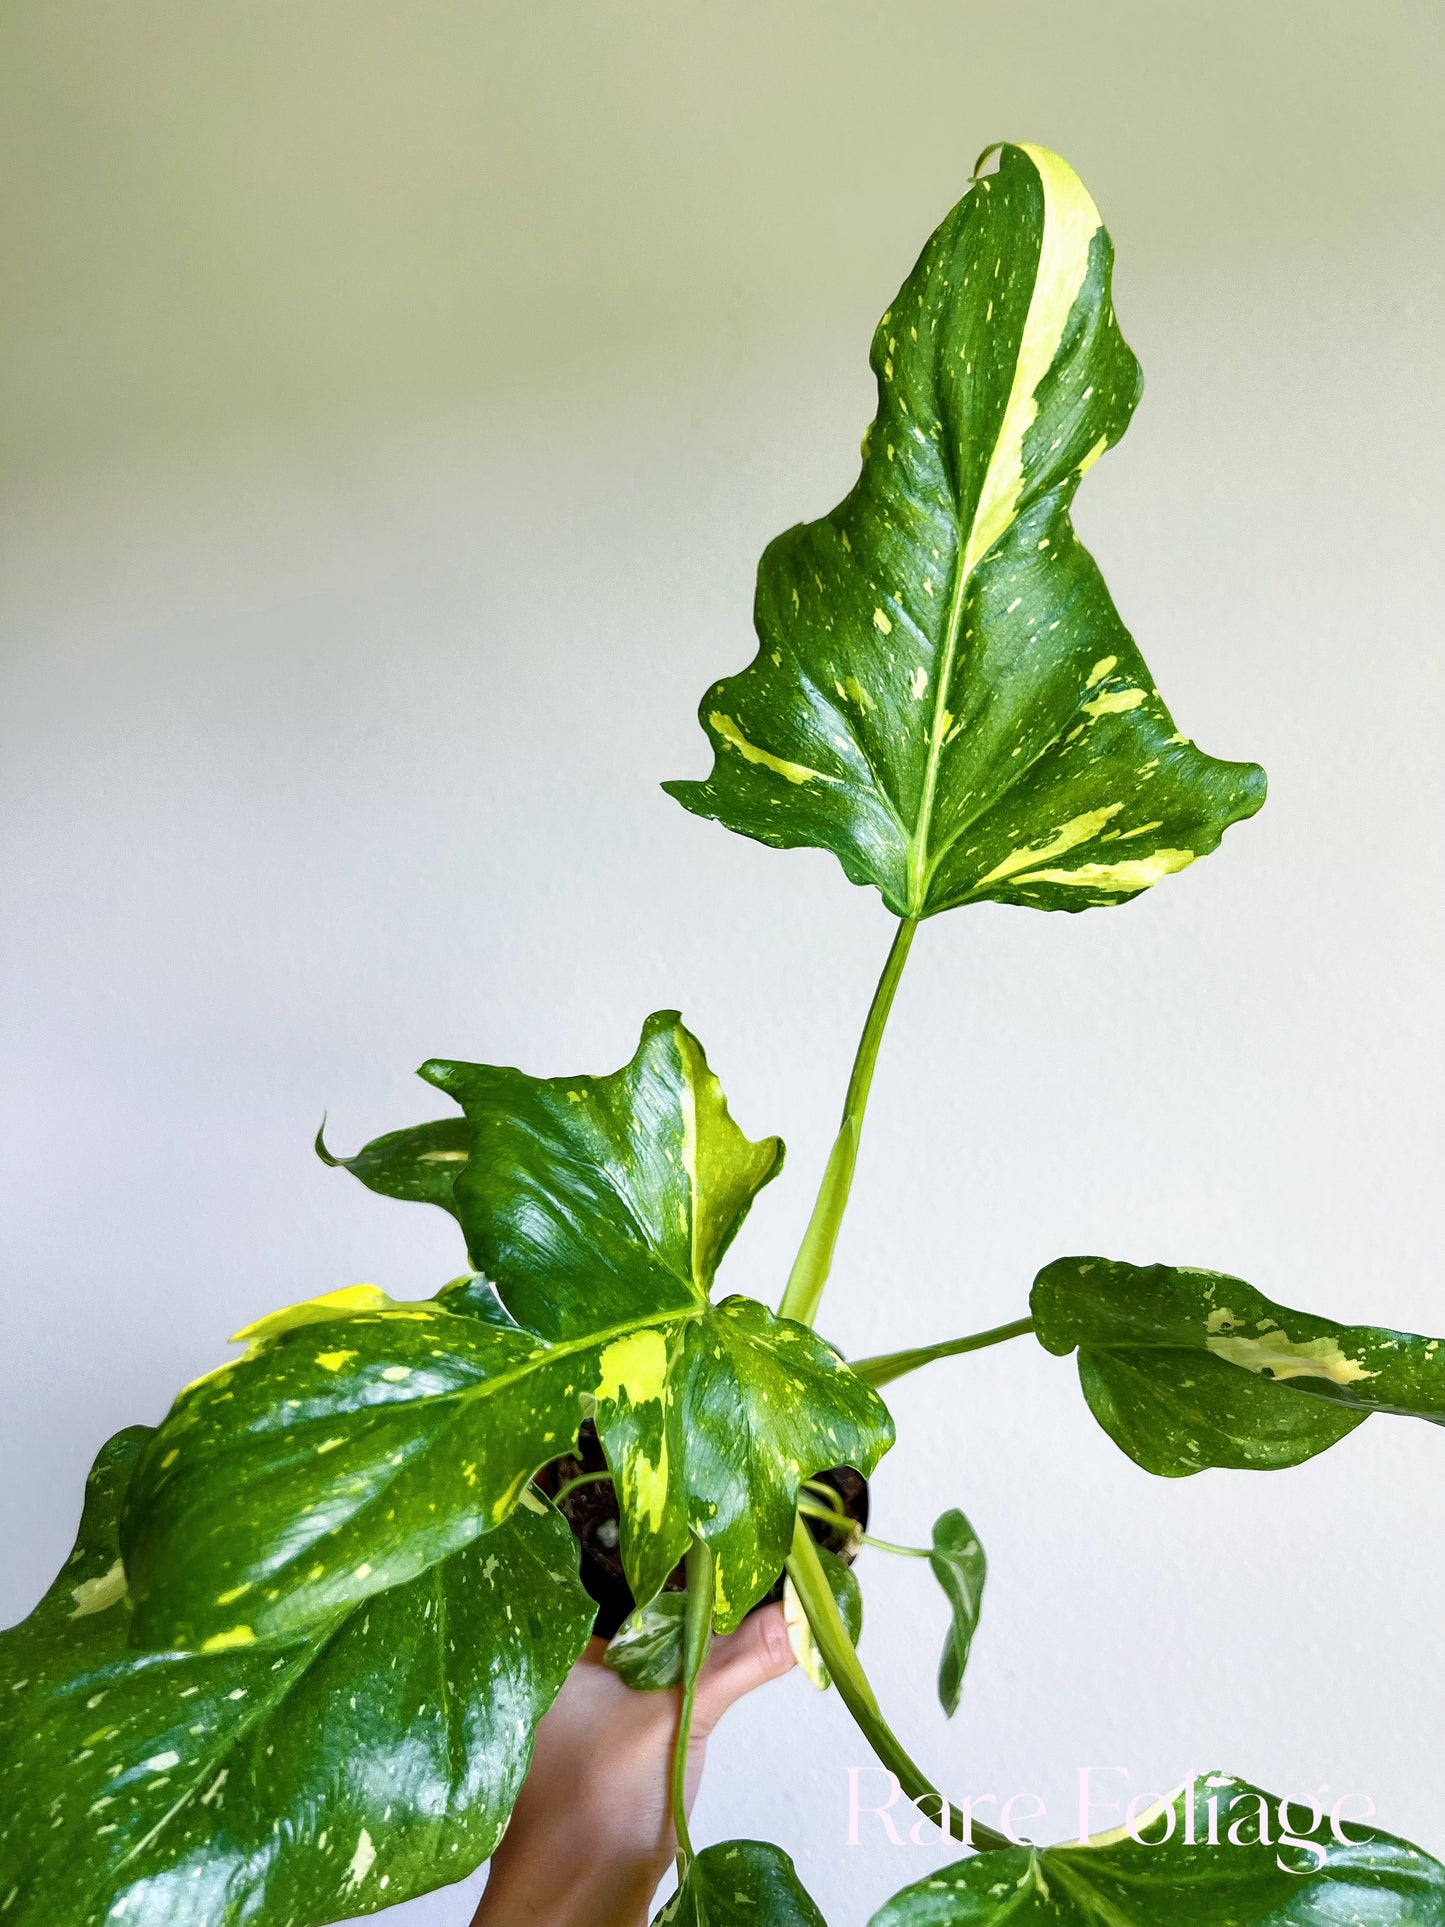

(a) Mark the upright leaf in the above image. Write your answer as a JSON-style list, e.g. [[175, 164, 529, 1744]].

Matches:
[[0, 1428, 593, 1927], [871, 1774, 1445, 1926], [930, 1509, 986, 1717], [1031, 1257, 1445, 1475], [655, 1840, 829, 1927], [666, 143, 1264, 917]]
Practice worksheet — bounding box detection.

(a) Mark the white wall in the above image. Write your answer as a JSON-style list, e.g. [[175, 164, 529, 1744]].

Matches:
[[3, 5, 1443, 1922]]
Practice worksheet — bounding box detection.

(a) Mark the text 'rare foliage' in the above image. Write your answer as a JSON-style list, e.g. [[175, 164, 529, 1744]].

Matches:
[[872, 1776, 1445, 1926]]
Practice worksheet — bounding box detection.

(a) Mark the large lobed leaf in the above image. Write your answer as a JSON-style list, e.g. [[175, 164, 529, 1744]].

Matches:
[[1033, 1256, 1445, 1476], [422, 1008, 784, 1339], [124, 1014, 893, 1649], [871, 1774, 1445, 1926], [0, 1428, 593, 1927], [665, 143, 1264, 918]]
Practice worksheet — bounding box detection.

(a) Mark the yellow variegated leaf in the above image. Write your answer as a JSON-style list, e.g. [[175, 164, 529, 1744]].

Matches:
[[122, 1018, 892, 1647], [667, 143, 1264, 917]]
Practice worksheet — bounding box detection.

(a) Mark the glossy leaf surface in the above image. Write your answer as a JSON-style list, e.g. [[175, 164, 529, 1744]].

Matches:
[[315, 1115, 471, 1216], [666, 143, 1264, 918], [655, 1840, 828, 1927], [605, 1593, 688, 1691], [124, 1283, 888, 1648], [0, 1428, 593, 1927], [121, 1287, 603, 1647], [422, 1009, 783, 1340], [871, 1774, 1445, 1925], [127, 1009, 893, 1650], [930, 1509, 986, 1717], [1031, 1257, 1445, 1475]]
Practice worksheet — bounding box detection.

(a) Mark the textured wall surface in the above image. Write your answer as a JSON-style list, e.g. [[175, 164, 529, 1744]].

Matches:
[[3, 5, 1443, 1921]]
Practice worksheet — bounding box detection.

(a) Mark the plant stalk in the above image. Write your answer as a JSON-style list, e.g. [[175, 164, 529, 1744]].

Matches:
[[785, 1519, 1009, 1853], [779, 917, 918, 1327], [859, 1533, 932, 1559], [851, 1316, 1035, 1389], [671, 1537, 715, 1870]]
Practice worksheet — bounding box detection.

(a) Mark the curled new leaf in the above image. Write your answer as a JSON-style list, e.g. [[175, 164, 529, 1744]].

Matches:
[[870, 1773, 1445, 1926], [0, 1428, 594, 1927], [930, 1509, 986, 1718], [666, 143, 1264, 918], [1031, 1257, 1445, 1476]]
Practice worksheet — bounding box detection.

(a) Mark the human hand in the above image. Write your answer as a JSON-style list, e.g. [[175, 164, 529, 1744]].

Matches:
[[471, 1605, 796, 1927]]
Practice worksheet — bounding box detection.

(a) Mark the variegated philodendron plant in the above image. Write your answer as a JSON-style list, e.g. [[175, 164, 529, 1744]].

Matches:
[[4, 142, 1440, 1927]]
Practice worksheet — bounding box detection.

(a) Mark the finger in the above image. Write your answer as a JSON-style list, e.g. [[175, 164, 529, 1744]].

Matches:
[[693, 1603, 794, 1731]]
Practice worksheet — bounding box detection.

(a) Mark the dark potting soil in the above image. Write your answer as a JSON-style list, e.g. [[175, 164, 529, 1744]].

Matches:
[[534, 1418, 869, 1639]]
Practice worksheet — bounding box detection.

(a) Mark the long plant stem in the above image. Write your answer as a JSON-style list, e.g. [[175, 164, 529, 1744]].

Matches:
[[671, 1537, 714, 1871], [779, 917, 918, 1327], [851, 1316, 1035, 1389], [785, 1519, 1009, 1854]]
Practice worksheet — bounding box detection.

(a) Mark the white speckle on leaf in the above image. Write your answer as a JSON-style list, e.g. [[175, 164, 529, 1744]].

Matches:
[[346, 1830, 377, 1887]]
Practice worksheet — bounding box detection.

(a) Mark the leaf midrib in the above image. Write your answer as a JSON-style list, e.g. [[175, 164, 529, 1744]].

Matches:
[[904, 238, 1045, 914]]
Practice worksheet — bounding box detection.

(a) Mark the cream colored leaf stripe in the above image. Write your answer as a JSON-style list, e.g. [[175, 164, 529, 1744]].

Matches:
[[909, 143, 1104, 910]]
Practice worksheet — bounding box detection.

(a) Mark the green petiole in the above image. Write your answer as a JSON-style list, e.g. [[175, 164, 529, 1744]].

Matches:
[[797, 1489, 931, 1559], [778, 917, 918, 1328], [670, 1535, 714, 1870], [784, 1519, 1008, 1854], [851, 1316, 1035, 1389]]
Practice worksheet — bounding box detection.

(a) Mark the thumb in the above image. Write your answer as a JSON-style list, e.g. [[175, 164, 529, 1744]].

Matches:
[[692, 1602, 795, 1735]]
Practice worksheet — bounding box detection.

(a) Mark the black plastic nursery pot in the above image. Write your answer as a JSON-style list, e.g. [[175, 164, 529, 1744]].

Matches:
[[534, 1418, 869, 1638]]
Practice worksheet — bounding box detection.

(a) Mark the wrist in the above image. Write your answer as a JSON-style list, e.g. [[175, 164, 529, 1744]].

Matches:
[[474, 1824, 673, 1927]]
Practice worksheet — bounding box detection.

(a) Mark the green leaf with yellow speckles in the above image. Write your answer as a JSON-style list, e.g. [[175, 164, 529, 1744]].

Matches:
[[0, 1427, 593, 1927], [121, 1015, 892, 1648], [870, 1773, 1445, 1926], [665, 143, 1264, 918], [121, 1286, 890, 1649], [1032, 1257, 1445, 1476], [315, 1114, 471, 1217], [655, 1839, 829, 1927], [420, 1008, 784, 1339]]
